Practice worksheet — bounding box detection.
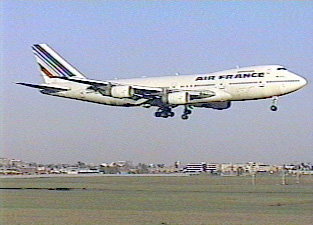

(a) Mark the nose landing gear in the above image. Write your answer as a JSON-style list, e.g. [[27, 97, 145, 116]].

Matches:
[[270, 105, 278, 111], [270, 96, 278, 111]]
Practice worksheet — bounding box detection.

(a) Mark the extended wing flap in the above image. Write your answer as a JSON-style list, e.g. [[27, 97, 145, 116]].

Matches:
[[17, 82, 69, 91]]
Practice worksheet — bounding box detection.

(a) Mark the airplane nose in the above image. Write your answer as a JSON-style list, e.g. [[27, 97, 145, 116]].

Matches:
[[298, 76, 308, 88]]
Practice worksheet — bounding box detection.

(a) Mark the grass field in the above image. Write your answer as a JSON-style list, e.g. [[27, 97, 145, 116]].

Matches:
[[1, 175, 312, 224]]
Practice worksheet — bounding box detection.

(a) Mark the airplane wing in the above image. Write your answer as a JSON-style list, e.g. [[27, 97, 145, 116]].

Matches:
[[58, 76, 112, 86], [16, 82, 70, 91], [58, 76, 163, 98], [53, 76, 229, 101], [59, 76, 162, 91]]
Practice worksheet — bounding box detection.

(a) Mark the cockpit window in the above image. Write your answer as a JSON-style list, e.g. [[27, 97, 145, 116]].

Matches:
[[277, 68, 287, 70]]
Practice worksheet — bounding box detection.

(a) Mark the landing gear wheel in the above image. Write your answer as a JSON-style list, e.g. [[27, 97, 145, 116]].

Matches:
[[270, 105, 278, 111], [181, 114, 189, 120], [161, 113, 169, 118], [155, 106, 175, 118], [181, 106, 192, 119], [155, 112, 162, 117], [270, 96, 278, 112]]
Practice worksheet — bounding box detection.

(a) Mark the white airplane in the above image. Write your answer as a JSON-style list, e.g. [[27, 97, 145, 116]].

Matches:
[[18, 44, 307, 119]]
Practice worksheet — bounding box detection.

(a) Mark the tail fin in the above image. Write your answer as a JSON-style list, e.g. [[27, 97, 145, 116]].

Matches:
[[32, 44, 86, 83]]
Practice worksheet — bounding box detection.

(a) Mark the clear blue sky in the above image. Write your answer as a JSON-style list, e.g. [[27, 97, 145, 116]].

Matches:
[[2, 1, 313, 165]]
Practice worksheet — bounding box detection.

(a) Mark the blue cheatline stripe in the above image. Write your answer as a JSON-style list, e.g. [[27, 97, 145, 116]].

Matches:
[[32, 48, 64, 77], [33, 45, 75, 77]]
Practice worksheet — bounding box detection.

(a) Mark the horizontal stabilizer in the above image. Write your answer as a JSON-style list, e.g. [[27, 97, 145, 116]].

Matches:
[[16, 83, 69, 91]]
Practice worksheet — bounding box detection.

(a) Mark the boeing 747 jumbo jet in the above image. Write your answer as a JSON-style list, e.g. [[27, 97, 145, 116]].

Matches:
[[18, 44, 307, 119]]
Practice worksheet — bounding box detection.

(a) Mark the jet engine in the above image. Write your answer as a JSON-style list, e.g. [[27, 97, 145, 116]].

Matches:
[[167, 92, 190, 104], [110, 85, 135, 98], [166, 91, 216, 105], [95, 85, 135, 98]]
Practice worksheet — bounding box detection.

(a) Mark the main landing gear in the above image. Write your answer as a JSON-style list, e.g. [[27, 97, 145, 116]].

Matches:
[[270, 96, 278, 111], [154, 106, 193, 119], [181, 106, 193, 120], [155, 107, 175, 118]]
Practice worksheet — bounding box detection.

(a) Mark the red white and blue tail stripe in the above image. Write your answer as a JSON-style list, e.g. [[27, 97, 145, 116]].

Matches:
[[32, 44, 85, 82]]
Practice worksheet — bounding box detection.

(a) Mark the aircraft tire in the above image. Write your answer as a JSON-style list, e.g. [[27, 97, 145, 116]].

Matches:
[[270, 105, 278, 111], [155, 112, 162, 117], [181, 114, 189, 120], [160, 111, 169, 118]]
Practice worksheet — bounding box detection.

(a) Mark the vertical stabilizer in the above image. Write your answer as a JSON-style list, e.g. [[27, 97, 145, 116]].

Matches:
[[32, 44, 86, 83]]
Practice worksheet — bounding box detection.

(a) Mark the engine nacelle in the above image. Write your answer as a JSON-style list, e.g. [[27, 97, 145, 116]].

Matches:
[[167, 92, 190, 105], [110, 85, 134, 98]]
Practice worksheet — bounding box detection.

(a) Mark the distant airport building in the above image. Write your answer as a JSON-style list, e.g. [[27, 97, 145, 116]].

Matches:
[[184, 162, 207, 173], [1, 157, 312, 176], [206, 163, 219, 173]]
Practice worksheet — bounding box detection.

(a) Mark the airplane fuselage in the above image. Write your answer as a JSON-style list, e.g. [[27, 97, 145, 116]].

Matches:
[[49, 65, 306, 107]]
